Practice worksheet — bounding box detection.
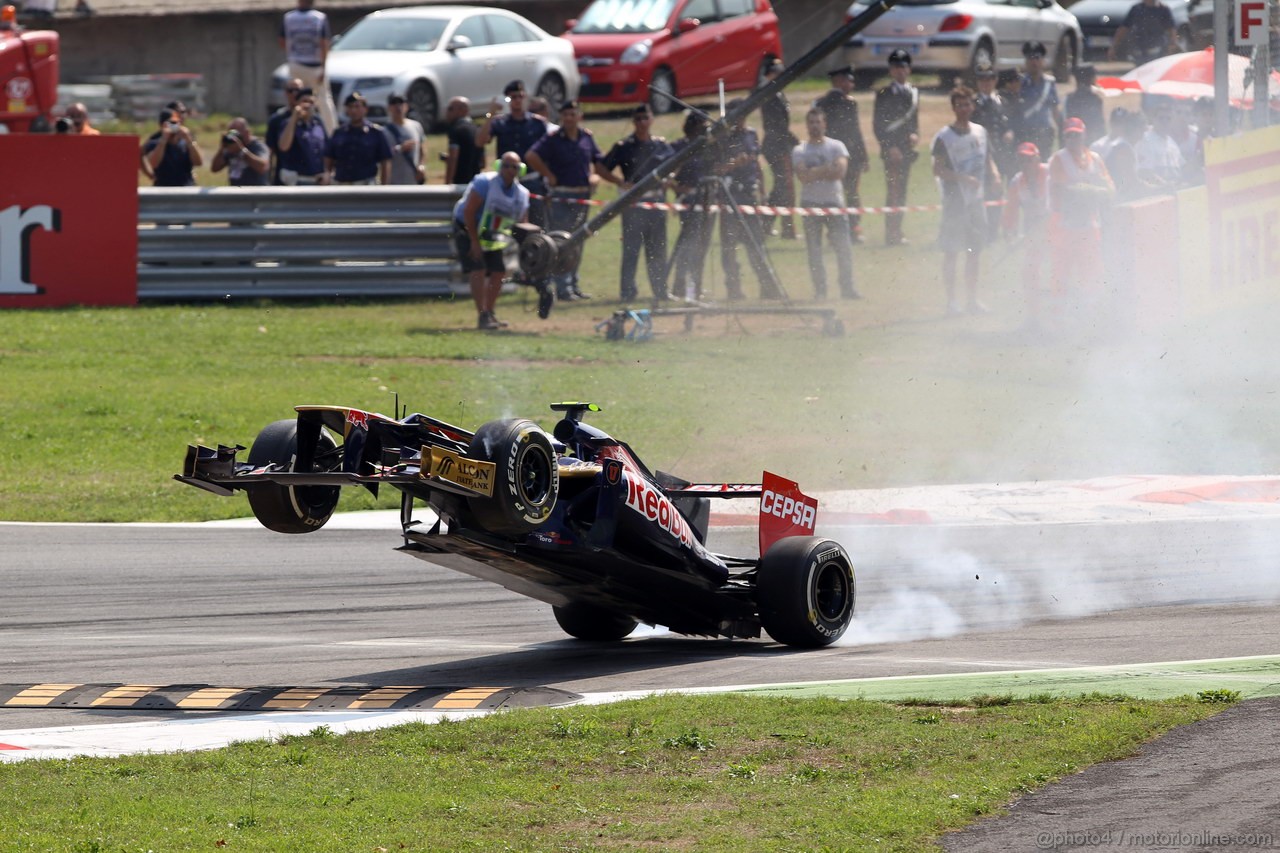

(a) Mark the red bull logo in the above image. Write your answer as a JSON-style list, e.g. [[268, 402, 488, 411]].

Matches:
[[624, 475, 695, 548]]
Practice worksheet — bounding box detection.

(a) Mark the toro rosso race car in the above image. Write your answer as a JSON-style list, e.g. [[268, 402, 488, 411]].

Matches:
[[175, 403, 856, 647]]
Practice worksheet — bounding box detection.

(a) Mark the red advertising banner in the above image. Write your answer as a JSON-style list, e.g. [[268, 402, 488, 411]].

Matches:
[[0, 134, 138, 307]]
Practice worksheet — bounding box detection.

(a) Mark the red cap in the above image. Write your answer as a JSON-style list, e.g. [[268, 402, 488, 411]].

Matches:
[[1063, 117, 1086, 135], [1017, 142, 1040, 157]]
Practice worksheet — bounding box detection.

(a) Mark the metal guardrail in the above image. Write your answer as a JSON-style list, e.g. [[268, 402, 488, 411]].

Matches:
[[137, 186, 465, 300], [109, 73, 207, 122]]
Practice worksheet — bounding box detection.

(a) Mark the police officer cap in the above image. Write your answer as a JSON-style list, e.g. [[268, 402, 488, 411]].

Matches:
[[344, 91, 367, 106], [974, 61, 996, 78], [827, 65, 856, 79], [559, 99, 580, 112], [503, 79, 525, 95], [1022, 40, 1047, 58], [887, 49, 912, 66], [996, 68, 1020, 87], [386, 92, 407, 105], [633, 103, 653, 118]]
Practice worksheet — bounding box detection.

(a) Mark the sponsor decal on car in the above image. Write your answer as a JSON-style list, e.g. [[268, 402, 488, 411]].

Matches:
[[346, 409, 371, 430], [506, 427, 557, 524], [759, 471, 819, 555], [422, 447, 496, 496], [624, 474, 696, 549]]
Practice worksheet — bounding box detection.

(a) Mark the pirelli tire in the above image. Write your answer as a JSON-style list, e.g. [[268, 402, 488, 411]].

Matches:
[[466, 418, 559, 535], [757, 536, 856, 647], [553, 602, 638, 641], [245, 419, 341, 534]]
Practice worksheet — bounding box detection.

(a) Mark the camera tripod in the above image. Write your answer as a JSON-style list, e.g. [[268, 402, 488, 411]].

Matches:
[[667, 175, 787, 304]]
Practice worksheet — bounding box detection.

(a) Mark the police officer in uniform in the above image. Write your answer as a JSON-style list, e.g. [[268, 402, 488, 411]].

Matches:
[[757, 57, 799, 240], [1014, 41, 1062, 162], [667, 111, 713, 302], [599, 104, 675, 302], [477, 80, 552, 226], [525, 100, 603, 301], [324, 92, 393, 184], [814, 66, 870, 242], [714, 101, 781, 300], [873, 49, 920, 246], [972, 62, 1013, 240]]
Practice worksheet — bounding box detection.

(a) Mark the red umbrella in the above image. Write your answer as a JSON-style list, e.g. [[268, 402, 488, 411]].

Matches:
[[1097, 47, 1280, 107]]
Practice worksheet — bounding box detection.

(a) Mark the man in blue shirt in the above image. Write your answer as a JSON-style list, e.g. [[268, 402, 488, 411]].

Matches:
[[526, 100, 604, 301], [265, 77, 305, 184], [276, 88, 329, 184], [325, 92, 393, 185], [453, 152, 532, 330], [477, 80, 551, 226]]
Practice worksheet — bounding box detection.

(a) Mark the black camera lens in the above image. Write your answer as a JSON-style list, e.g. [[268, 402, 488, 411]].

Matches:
[[55, 116, 73, 133]]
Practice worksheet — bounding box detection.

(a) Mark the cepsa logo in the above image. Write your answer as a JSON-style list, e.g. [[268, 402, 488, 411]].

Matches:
[[0, 205, 61, 296], [761, 488, 817, 533], [624, 475, 695, 548]]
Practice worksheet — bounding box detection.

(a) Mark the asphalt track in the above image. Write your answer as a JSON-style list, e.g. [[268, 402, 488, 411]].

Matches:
[[2, 477, 1280, 847]]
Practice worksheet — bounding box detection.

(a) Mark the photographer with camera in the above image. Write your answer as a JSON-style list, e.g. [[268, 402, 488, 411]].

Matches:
[[142, 108, 204, 187], [210, 118, 270, 186], [453, 151, 531, 330], [65, 103, 100, 136]]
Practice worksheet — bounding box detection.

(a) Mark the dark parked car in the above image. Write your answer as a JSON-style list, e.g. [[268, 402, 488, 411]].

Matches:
[[1069, 0, 1215, 61]]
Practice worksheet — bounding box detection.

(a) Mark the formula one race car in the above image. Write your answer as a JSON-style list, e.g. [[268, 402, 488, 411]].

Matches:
[[175, 403, 856, 647]]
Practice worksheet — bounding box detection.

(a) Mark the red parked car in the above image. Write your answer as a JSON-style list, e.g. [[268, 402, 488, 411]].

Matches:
[[565, 0, 783, 113]]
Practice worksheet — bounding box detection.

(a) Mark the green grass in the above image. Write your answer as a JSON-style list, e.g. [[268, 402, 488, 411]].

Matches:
[[0, 693, 1224, 852], [6, 251, 1280, 523]]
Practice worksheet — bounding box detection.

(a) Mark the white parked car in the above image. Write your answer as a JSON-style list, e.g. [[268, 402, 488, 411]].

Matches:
[[842, 0, 1082, 88], [270, 5, 581, 128]]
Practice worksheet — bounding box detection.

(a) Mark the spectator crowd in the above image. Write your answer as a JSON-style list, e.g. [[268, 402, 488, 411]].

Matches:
[[117, 0, 1222, 331]]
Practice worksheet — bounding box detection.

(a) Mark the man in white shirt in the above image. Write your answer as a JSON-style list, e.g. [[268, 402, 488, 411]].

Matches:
[[279, 0, 337, 133], [932, 86, 1000, 315], [383, 93, 426, 185], [1135, 104, 1185, 188], [792, 109, 858, 300]]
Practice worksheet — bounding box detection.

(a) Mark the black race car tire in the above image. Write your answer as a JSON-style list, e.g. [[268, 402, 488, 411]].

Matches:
[[246, 419, 340, 534], [553, 602, 639, 641], [757, 536, 856, 647], [466, 418, 558, 535]]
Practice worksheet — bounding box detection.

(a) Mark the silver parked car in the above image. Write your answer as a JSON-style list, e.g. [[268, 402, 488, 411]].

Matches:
[[842, 0, 1083, 88], [270, 5, 581, 128]]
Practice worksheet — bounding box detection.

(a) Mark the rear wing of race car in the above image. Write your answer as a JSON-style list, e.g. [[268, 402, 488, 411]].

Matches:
[[664, 471, 818, 555]]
